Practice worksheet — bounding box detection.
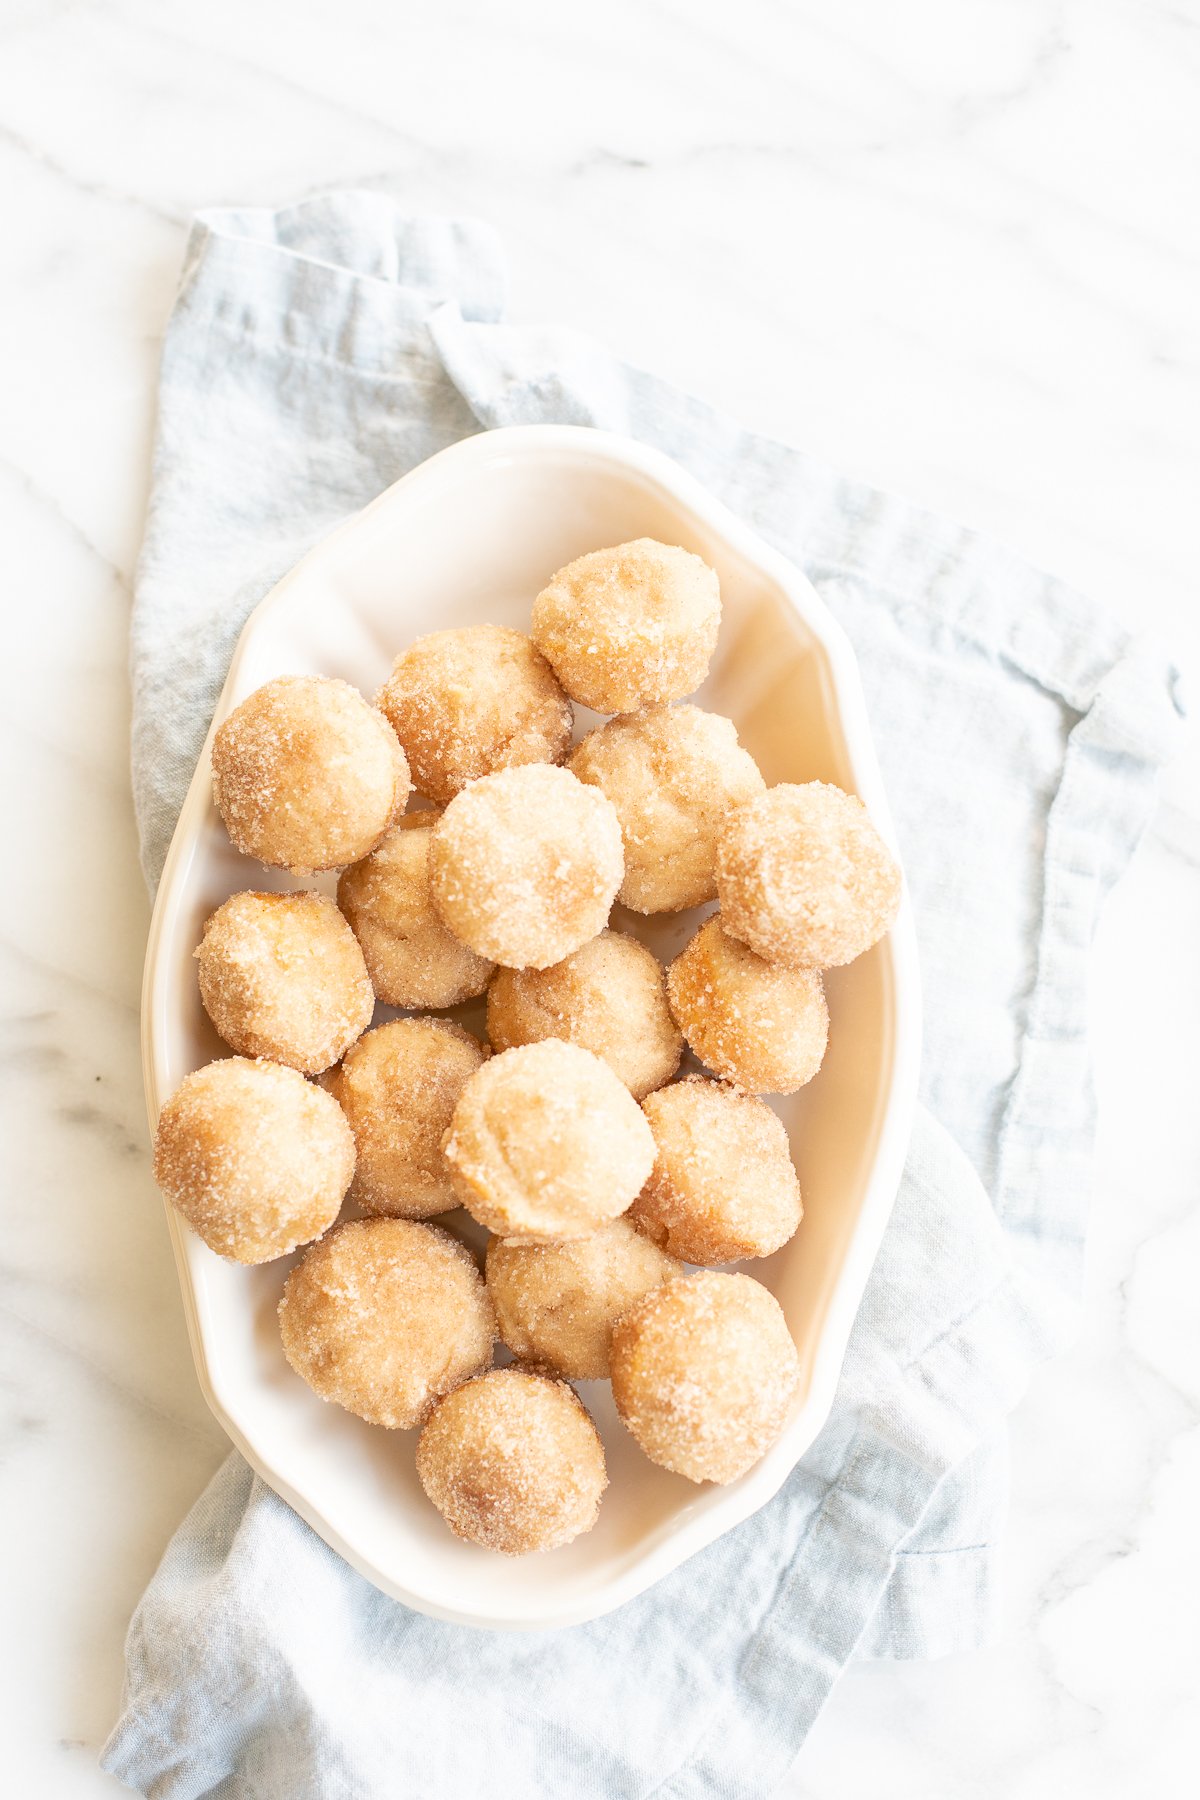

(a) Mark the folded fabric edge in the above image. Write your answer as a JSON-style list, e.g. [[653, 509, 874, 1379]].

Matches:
[[174, 198, 507, 378], [857, 1541, 1001, 1662], [855, 1429, 1011, 1661], [994, 643, 1182, 1269]]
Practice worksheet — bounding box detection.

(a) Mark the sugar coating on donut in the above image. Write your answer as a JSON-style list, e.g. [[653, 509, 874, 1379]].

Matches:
[[666, 916, 828, 1095], [717, 781, 902, 969], [632, 1075, 802, 1263], [569, 705, 764, 912], [211, 675, 409, 874], [610, 1269, 801, 1484], [416, 1368, 607, 1554], [486, 929, 682, 1101], [328, 1017, 486, 1219], [443, 1039, 657, 1243], [152, 1056, 354, 1264], [429, 764, 623, 970], [195, 889, 374, 1075], [337, 813, 494, 1009], [278, 1218, 495, 1429], [531, 539, 721, 714], [377, 625, 573, 806], [486, 1219, 681, 1380]]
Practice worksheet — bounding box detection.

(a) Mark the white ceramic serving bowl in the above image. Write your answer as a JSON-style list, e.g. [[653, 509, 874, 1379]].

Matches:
[[142, 424, 921, 1629]]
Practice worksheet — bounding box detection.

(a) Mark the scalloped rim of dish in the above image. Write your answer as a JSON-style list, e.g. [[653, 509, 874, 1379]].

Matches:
[[141, 425, 922, 1629]]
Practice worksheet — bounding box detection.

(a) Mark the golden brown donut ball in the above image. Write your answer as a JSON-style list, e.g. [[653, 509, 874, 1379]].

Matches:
[[416, 1368, 607, 1554], [717, 781, 902, 969], [443, 1040, 656, 1243], [568, 705, 764, 913], [667, 916, 828, 1095], [211, 675, 409, 874], [429, 765, 623, 970], [195, 890, 374, 1075], [485, 1220, 681, 1380], [632, 1076, 802, 1263], [486, 930, 682, 1101], [278, 1218, 495, 1429], [531, 539, 721, 714], [152, 1056, 354, 1264], [337, 813, 494, 1009], [376, 625, 573, 806], [610, 1270, 801, 1484], [328, 1017, 486, 1219]]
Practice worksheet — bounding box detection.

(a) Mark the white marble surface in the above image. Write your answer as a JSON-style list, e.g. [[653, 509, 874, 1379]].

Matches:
[[1, 0, 1197, 1793]]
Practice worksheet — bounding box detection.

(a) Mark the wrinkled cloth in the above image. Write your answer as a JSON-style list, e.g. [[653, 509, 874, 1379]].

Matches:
[[105, 194, 1186, 1800]]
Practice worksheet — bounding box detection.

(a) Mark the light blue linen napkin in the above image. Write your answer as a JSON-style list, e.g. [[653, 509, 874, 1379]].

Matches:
[[104, 195, 1186, 1800]]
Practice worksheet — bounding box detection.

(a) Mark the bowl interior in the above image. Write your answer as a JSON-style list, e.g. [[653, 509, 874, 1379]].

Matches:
[[146, 430, 905, 1626]]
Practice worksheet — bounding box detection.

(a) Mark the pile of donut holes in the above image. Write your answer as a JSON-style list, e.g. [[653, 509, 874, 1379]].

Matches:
[[152, 537, 901, 1554]]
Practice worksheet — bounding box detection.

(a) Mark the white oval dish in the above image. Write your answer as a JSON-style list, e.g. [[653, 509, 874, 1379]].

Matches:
[[142, 424, 921, 1630]]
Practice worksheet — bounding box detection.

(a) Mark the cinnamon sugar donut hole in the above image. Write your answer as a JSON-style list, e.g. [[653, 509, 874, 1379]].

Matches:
[[429, 765, 623, 970], [328, 1018, 486, 1220], [337, 813, 494, 1010], [568, 705, 764, 913], [152, 1056, 354, 1264], [443, 1040, 656, 1243], [486, 1219, 681, 1380], [610, 1270, 801, 1485], [278, 1218, 495, 1429], [666, 917, 828, 1095], [416, 1368, 607, 1554], [632, 1076, 802, 1263], [211, 675, 409, 874], [486, 930, 682, 1101], [531, 539, 721, 714], [377, 625, 573, 806], [717, 781, 902, 969], [195, 890, 374, 1075]]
